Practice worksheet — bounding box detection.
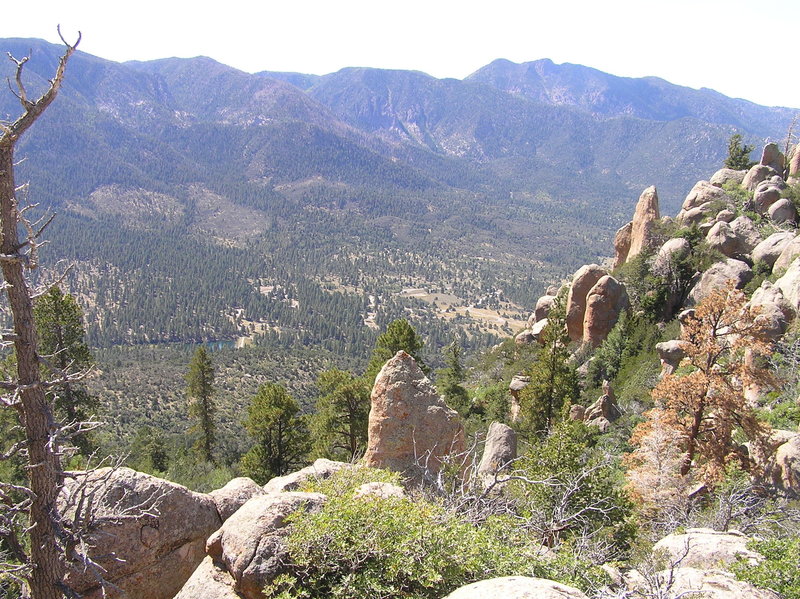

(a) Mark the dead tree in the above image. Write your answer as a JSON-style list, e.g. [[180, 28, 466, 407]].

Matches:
[[0, 28, 81, 599]]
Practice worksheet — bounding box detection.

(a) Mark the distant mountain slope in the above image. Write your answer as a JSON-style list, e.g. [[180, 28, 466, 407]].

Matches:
[[466, 58, 796, 131]]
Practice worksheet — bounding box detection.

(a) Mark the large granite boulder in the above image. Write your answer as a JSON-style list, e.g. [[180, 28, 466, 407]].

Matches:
[[774, 236, 800, 273], [582, 275, 629, 347], [710, 168, 746, 188], [742, 164, 779, 191], [478, 422, 517, 476], [534, 293, 557, 322], [652, 238, 691, 277], [583, 381, 621, 431], [748, 281, 796, 341], [752, 232, 795, 268], [613, 221, 633, 268], [364, 351, 464, 480], [263, 458, 350, 493], [444, 576, 588, 599], [566, 264, 607, 342], [706, 221, 743, 258], [772, 433, 800, 495], [210, 477, 266, 522], [680, 180, 728, 212], [61, 467, 222, 599], [768, 198, 797, 224], [753, 183, 782, 214], [774, 257, 800, 311], [173, 556, 242, 599], [645, 568, 779, 599], [760, 142, 785, 172], [652, 528, 763, 569], [628, 185, 661, 259], [206, 492, 326, 599], [728, 215, 762, 253], [687, 259, 753, 305], [656, 339, 688, 375]]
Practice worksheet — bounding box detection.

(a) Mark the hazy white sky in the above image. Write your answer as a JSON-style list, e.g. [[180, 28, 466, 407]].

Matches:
[[2, 0, 798, 108]]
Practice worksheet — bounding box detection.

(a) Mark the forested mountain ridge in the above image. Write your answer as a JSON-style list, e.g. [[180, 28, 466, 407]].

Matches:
[[0, 37, 797, 354]]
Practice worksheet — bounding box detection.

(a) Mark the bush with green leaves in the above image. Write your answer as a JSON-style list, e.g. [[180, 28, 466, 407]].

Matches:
[[732, 537, 800, 599], [269, 466, 607, 598]]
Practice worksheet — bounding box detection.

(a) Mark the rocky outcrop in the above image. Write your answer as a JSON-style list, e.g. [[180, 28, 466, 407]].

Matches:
[[582, 275, 629, 347], [583, 381, 621, 431], [628, 185, 660, 259], [566, 264, 607, 342], [687, 259, 753, 305], [61, 467, 222, 599], [534, 293, 557, 322], [656, 339, 687, 375], [768, 198, 797, 224], [652, 528, 763, 569], [478, 422, 517, 475], [652, 238, 690, 276], [710, 168, 746, 188], [772, 433, 800, 495], [364, 351, 464, 480], [613, 221, 633, 268], [748, 281, 796, 341], [210, 477, 266, 522], [774, 257, 800, 311], [173, 557, 242, 599], [263, 458, 350, 493], [509, 375, 530, 422], [760, 142, 785, 172], [742, 164, 779, 191], [790, 145, 800, 181], [205, 492, 326, 599], [773, 235, 800, 272], [444, 576, 588, 599], [752, 232, 795, 268], [633, 568, 780, 599], [728, 215, 762, 253], [753, 182, 782, 214]]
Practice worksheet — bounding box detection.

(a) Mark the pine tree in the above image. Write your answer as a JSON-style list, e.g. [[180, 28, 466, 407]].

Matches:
[[365, 318, 427, 383], [33, 286, 96, 455], [724, 133, 755, 170], [436, 341, 471, 416], [310, 369, 370, 461], [518, 297, 579, 436], [240, 383, 310, 483], [186, 346, 216, 463]]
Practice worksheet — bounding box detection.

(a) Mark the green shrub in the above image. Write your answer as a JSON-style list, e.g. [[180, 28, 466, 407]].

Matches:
[[273, 466, 607, 598], [732, 538, 800, 599]]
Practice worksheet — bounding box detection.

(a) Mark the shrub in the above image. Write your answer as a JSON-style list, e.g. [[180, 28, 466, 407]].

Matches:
[[732, 538, 800, 599]]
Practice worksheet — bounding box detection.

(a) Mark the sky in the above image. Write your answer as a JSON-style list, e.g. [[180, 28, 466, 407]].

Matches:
[[1, 0, 798, 108]]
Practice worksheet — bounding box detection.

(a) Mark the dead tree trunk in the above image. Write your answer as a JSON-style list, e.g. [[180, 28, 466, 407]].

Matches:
[[0, 29, 80, 599]]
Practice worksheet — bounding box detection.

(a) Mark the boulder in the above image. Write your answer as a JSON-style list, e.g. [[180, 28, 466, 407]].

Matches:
[[478, 422, 518, 475], [443, 576, 588, 599], [774, 236, 800, 273], [710, 168, 746, 188], [206, 492, 326, 599], [687, 259, 753, 306], [628, 185, 661, 259], [534, 294, 557, 322], [509, 375, 530, 422], [715, 208, 736, 223], [706, 221, 742, 258], [569, 404, 586, 421], [514, 329, 535, 345], [753, 184, 782, 214], [773, 434, 800, 495], [652, 238, 691, 277], [263, 458, 350, 493], [768, 198, 797, 224], [752, 232, 795, 268], [774, 257, 800, 311], [790, 145, 800, 179], [566, 264, 607, 342], [173, 556, 241, 599], [728, 215, 762, 253], [61, 467, 222, 599], [680, 180, 728, 212], [582, 275, 629, 347], [651, 568, 779, 599], [748, 281, 796, 341], [760, 142, 785, 172], [652, 528, 763, 569], [612, 221, 633, 269], [584, 381, 621, 428], [364, 351, 465, 480], [742, 164, 779, 191], [210, 477, 266, 522], [656, 340, 687, 375], [677, 202, 717, 226]]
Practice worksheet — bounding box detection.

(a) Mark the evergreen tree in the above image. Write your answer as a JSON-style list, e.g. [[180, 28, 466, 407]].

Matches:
[[518, 297, 579, 436], [240, 383, 310, 483], [310, 369, 370, 461], [33, 286, 96, 455], [365, 318, 427, 383], [186, 346, 216, 463], [724, 133, 755, 170], [436, 341, 471, 417]]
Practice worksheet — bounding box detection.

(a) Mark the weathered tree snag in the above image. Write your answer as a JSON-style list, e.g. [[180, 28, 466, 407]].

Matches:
[[0, 28, 80, 599]]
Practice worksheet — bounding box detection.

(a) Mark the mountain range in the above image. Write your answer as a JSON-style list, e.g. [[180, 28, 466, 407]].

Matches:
[[0, 37, 796, 351]]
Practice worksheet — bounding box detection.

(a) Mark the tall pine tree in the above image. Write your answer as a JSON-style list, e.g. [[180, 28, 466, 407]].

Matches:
[[186, 346, 216, 463]]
